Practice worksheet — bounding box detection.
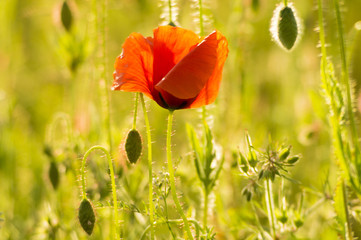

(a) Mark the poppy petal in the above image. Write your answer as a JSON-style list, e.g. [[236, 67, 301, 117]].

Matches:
[[189, 31, 228, 108], [153, 26, 200, 85], [155, 31, 218, 99], [112, 32, 154, 99]]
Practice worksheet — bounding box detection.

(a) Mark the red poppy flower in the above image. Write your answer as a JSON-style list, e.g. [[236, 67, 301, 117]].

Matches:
[[112, 26, 228, 110]]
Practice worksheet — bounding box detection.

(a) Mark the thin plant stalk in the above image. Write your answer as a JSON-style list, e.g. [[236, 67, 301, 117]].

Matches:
[[166, 110, 194, 240], [333, 0, 359, 153], [98, 0, 113, 152], [342, 180, 353, 240], [140, 93, 155, 240], [203, 188, 209, 229], [264, 179, 276, 239], [80, 145, 119, 240], [132, 93, 139, 130], [283, 0, 288, 6], [317, 0, 353, 238]]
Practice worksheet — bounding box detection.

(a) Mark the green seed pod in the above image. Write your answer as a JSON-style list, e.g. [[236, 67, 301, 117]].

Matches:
[[49, 161, 60, 189], [239, 152, 249, 173], [279, 147, 291, 161], [270, 3, 301, 51], [277, 210, 288, 224], [125, 129, 142, 164], [61, 1, 73, 32], [78, 199, 96, 235], [287, 156, 299, 164]]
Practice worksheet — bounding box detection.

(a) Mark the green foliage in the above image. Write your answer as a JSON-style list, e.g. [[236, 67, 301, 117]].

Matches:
[[187, 123, 224, 193]]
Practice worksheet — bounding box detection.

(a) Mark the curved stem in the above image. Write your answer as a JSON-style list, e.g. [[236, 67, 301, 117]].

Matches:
[[265, 179, 276, 239], [80, 145, 119, 239], [132, 93, 139, 130], [139, 93, 155, 240], [166, 110, 194, 240]]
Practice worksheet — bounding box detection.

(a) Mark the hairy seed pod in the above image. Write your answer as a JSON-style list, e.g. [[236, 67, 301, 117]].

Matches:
[[78, 199, 96, 235], [125, 129, 142, 164], [270, 3, 301, 50], [61, 1, 73, 32]]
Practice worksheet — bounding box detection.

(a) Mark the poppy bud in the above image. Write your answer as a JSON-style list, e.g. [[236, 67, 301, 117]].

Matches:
[[125, 129, 142, 164], [78, 199, 96, 235], [49, 161, 60, 189], [61, 1, 73, 32], [270, 3, 301, 50]]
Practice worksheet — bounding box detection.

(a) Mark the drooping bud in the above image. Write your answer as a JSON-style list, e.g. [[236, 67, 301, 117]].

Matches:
[[270, 3, 301, 51], [78, 199, 96, 235], [125, 129, 142, 164], [61, 1, 73, 32], [49, 161, 60, 189]]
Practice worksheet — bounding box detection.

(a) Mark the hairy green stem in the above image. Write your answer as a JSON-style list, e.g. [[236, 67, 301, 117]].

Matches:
[[198, 0, 204, 36], [334, 0, 359, 156], [139, 93, 155, 240], [265, 179, 276, 239], [99, 0, 112, 152], [132, 93, 139, 130], [166, 110, 194, 239], [80, 145, 119, 239], [342, 181, 353, 240]]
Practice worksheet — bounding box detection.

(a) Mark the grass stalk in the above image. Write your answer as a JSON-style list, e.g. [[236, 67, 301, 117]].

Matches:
[[166, 110, 194, 240], [202, 188, 209, 229], [264, 179, 276, 239], [139, 93, 155, 240]]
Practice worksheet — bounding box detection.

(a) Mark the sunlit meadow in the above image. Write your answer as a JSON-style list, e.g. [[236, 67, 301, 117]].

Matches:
[[1, 0, 361, 239]]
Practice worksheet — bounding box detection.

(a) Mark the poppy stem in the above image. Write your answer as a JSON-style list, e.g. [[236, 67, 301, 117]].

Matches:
[[80, 146, 119, 240], [166, 110, 194, 240], [198, 0, 204, 36], [132, 93, 139, 130], [201, 106, 207, 124], [283, 0, 288, 6], [140, 93, 155, 240]]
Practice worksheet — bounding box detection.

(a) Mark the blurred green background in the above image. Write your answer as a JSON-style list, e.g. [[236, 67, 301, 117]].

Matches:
[[0, 0, 361, 239]]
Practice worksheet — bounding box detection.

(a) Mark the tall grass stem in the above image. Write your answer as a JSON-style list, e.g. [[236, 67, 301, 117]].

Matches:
[[265, 179, 276, 239]]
